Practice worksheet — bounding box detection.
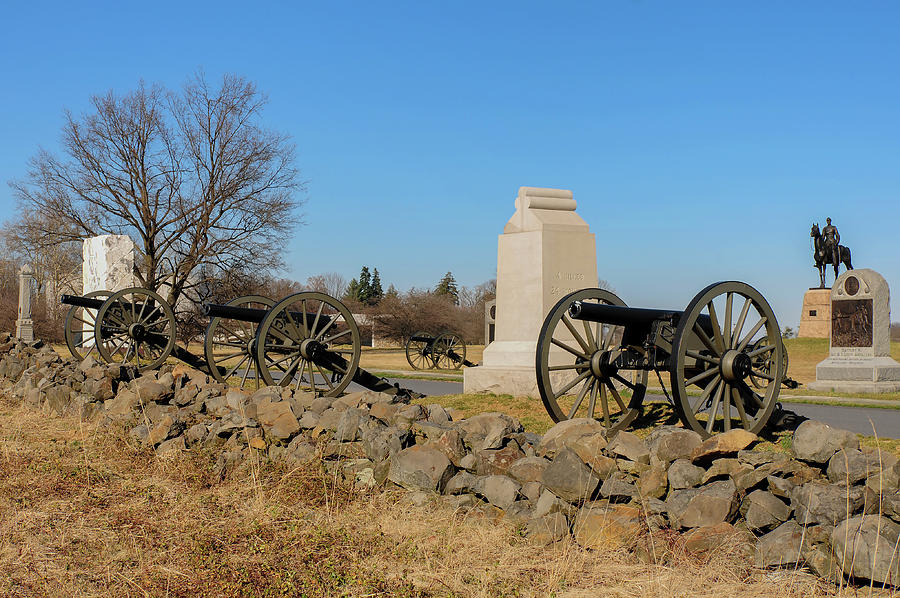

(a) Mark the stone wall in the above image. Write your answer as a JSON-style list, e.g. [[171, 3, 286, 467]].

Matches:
[[0, 333, 897, 588]]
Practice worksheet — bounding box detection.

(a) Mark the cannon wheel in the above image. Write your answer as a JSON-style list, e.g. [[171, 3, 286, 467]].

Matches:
[[254, 292, 361, 397], [669, 281, 784, 438], [536, 288, 647, 431], [433, 332, 467, 370], [94, 287, 177, 371], [405, 331, 435, 370], [204, 295, 276, 389], [64, 290, 112, 361], [749, 336, 790, 389]]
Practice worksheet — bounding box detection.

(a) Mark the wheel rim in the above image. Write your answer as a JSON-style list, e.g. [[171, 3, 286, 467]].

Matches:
[[205, 295, 275, 389], [94, 287, 176, 371], [254, 292, 361, 396], [433, 332, 466, 370], [64, 290, 111, 361], [669, 281, 784, 438], [536, 288, 646, 431], [405, 331, 434, 370]]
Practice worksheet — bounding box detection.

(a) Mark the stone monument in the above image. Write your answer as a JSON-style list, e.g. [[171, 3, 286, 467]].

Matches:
[[798, 288, 830, 338], [15, 264, 34, 342], [484, 299, 496, 345], [464, 187, 598, 396], [83, 235, 135, 294], [809, 269, 900, 393]]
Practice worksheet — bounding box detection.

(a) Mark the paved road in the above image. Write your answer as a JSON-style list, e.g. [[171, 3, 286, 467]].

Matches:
[[365, 377, 900, 439]]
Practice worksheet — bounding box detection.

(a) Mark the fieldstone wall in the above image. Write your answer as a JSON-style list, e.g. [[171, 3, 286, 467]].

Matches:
[[0, 332, 897, 588]]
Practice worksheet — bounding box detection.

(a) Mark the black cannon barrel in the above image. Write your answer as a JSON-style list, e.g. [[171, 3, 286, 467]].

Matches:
[[204, 303, 267, 323], [410, 334, 435, 343], [61, 294, 106, 310], [568, 302, 680, 327]]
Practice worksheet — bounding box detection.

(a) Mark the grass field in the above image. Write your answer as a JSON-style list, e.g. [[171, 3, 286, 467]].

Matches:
[[1, 395, 875, 597]]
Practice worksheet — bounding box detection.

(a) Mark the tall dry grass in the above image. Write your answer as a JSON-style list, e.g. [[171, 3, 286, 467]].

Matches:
[[0, 393, 894, 597]]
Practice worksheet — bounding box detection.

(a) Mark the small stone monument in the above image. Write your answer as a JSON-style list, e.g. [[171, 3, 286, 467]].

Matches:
[[809, 268, 900, 393], [798, 288, 831, 338], [83, 234, 135, 294], [15, 264, 35, 342], [464, 187, 598, 396], [484, 299, 496, 345]]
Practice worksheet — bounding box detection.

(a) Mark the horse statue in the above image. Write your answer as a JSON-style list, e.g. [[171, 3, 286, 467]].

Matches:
[[810, 222, 853, 288]]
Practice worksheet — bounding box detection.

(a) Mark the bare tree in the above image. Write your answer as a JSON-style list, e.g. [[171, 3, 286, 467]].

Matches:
[[305, 272, 347, 298], [10, 73, 304, 311]]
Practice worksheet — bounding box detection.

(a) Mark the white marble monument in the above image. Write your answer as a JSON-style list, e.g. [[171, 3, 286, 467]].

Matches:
[[16, 264, 34, 342], [83, 234, 135, 294], [464, 186, 598, 396], [809, 269, 900, 393]]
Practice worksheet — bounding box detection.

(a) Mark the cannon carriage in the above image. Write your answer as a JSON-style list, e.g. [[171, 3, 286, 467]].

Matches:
[[536, 281, 794, 438], [61, 288, 421, 399], [405, 331, 475, 370]]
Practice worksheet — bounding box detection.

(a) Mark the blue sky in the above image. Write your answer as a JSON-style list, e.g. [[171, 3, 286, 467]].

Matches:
[[1, 1, 898, 328]]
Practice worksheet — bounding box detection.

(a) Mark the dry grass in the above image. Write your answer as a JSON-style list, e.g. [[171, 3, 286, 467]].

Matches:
[[4, 394, 891, 597]]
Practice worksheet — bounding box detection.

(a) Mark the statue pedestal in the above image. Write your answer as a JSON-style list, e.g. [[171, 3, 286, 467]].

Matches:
[[798, 288, 831, 338], [463, 187, 598, 397], [808, 269, 900, 393]]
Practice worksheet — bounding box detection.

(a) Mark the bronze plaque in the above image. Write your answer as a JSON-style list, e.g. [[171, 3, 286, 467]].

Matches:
[[831, 299, 873, 347]]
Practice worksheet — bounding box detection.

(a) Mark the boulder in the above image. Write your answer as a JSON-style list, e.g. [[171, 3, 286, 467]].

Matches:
[[827, 448, 890, 485], [600, 472, 638, 501], [475, 441, 525, 476], [792, 420, 858, 464], [667, 479, 738, 529], [792, 481, 866, 526], [832, 515, 900, 585], [427, 429, 467, 467], [606, 431, 650, 464], [458, 412, 523, 451], [444, 471, 478, 495], [668, 459, 705, 490], [256, 397, 300, 440], [755, 521, 807, 568], [525, 512, 570, 545], [572, 504, 643, 550], [474, 475, 521, 510], [637, 465, 668, 500], [683, 522, 751, 555], [507, 456, 551, 484], [647, 426, 703, 463], [537, 418, 606, 459], [541, 447, 601, 503], [388, 445, 455, 493], [741, 490, 791, 531], [690, 429, 757, 463]]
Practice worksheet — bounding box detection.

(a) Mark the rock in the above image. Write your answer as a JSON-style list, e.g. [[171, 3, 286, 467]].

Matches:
[[702, 458, 752, 484], [361, 427, 405, 462], [572, 504, 643, 550], [667, 479, 738, 529], [647, 426, 703, 463], [475, 441, 525, 476], [520, 481, 542, 502], [541, 447, 601, 503], [525, 512, 570, 545], [147, 415, 175, 446], [457, 412, 523, 451], [827, 448, 888, 485], [256, 397, 300, 440], [600, 472, 638, 501], [606, 431, 650, 464], [445, 472, 478, 495], [45, 385, 72, 415], [755, 521, 807, 568], [616, 458, 650, 476], [249, 436, 267, 450], [183, 422, 207, 446], [105, 387, 140, 417], [804, 544, 842, 583], [742, 490, 791, 531], [638, 465, 668, 499], [683, 522, 750, 555], [668, 459, 705, 490], [387, 445, 455, 493], [369, 402, 399, 424], [474, 475, 521, 510], [133, 376, 170, 404], [737, 450, 788, 467], [297, 411, 320, 429], [884, 491, 900, 523], [334, 408, 366, 442], [792, 420, 858, 464], [157, 436, 185, 454], [537, 418, 606, 459], [791, 481, 866, 526], [533, 490, 574, 519], [426, 404, 452, 424], [507, 456, 551, 484], [690, 429, 757, 463], [427, 429, 467, 467], [283, 439, 317, 466], [832, 515, 900, 585]]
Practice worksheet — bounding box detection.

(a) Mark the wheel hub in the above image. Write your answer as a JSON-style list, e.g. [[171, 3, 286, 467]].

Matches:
[[128, 323, 146, 340], [299, 338, 324, 361], [589, 350, 617, 378], [720, 349, 752, 382]]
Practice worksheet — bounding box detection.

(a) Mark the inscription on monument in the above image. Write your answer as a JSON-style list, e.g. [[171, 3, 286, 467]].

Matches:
[[831, 299, 873, 348]]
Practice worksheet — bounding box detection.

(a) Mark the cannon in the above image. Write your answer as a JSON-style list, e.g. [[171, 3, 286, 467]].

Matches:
[[61, 288, 423, 399], [405, 331, 476, 370], [535, 281, 791, 438]]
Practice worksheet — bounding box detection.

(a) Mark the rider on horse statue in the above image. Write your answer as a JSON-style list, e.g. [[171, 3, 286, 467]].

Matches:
[[821, 217, 840, 268]]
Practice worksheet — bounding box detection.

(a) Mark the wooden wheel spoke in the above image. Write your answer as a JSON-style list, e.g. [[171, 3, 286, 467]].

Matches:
[[706, 300, 727, 353], [552, 370, 591, 399], [605, 381, 627, 411], [548, 363, 588, 372], [316, 363, 335, 390], [706, 382, 725, 434], [736, 317, 767, 352], [582, 319, 598, 352], [685, 366, 718, 387], [722, 383, 732, 431], [322, 327, 351, 345], [551, 337, 589, 360], [692, 322, 720, 357], [566, 377, 593, 419], [693, 374, 722, 415], [599, 383, 611, 428], [749, 368, 775, 382], [737, 381, 766, 407], [586, 380, 597, 419], [731, 386, 750, 427], [224, 354, 251, 380], [723, 292, 734, 348], [611, 372, 638, 391], [748, 344, 776, 358], [731, 298, 752, 349], [561, 315, 592, 354], [685, 350, 720, 367], [310, 302, 325, 341]]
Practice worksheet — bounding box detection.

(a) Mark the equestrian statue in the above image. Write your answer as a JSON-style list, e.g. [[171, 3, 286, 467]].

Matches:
[[810, 217, 853, 288]]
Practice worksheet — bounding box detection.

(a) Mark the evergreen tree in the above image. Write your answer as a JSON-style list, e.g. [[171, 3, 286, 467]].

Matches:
[[358, 266, 372, 303], [434, 271, 459, 305], [370, 268, 384, 304], [344, 278, 361, 302], [384, 283, 400, 299]]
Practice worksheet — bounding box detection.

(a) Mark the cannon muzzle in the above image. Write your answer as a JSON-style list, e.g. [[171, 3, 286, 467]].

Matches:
[[61, 294, 106, 310]]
